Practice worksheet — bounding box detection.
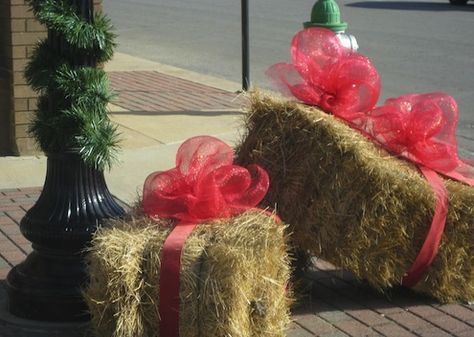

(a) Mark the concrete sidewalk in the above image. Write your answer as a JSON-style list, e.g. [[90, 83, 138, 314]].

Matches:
[[1, 53, 474, 337], [0, 52, 244, 204]]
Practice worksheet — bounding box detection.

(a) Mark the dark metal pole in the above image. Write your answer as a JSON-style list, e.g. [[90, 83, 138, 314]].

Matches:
[[241, 0, 250, 91]]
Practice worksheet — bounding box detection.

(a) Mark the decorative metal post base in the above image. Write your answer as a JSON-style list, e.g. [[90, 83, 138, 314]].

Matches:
[[7, 248, 90, 321], [6, 152, 125, 321]]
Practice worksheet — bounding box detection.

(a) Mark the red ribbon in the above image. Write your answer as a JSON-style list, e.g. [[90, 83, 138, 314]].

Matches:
[[142, 136, 270, 337], [401, 166, 448, 287], [158, 222, 196, 337], [268, 27, 474, 287]]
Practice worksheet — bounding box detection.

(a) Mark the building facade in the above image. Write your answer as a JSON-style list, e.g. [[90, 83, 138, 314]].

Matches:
[[0, 0, 102, 156]]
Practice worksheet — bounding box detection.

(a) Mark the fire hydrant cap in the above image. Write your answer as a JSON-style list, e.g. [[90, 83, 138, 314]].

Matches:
[[304, 0, 348, 32]]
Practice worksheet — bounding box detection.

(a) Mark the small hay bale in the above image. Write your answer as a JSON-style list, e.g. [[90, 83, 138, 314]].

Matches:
[[84, 210, 291, 337], [236, 92, 474, 303]]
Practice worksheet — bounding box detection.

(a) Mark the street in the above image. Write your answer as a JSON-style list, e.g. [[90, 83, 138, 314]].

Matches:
[[102, 0, 474, 158]]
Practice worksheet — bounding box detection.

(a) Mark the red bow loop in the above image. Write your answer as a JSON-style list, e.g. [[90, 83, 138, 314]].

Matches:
[[266, 27, 381, 118], [175, 134, 234, 186], [291, 27, 346, 86], [143, 136, 270, 223]]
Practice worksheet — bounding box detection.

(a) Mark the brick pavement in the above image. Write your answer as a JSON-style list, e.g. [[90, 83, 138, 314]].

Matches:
[[0, 187, 37, 280], [1, 187, 474, 336], [290, 261, 474, 337], [109, 71, 242, 112]]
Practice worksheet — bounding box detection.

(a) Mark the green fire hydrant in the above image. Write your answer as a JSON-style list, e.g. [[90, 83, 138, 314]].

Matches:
[[304, 0, 359, 51]]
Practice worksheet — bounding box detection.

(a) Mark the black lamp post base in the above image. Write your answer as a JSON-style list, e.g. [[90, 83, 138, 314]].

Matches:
[[6, 151, 125, 322], [6, 248, 90, 322]]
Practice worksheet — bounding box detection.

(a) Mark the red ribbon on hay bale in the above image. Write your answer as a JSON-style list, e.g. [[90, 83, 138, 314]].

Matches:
[[143, 135, 270, 337], [268, 27, 474, 287]]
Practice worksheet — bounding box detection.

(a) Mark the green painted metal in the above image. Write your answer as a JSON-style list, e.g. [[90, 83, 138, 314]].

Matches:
[[304, 0, 348, 32]]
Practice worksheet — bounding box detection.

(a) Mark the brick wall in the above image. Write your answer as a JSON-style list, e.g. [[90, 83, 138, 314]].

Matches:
[[12, 0, 47, 155], [0, 0, 47, 155], [0, 0, 103, 156]]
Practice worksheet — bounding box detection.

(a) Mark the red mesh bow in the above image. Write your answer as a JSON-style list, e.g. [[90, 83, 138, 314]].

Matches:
[[143, 135, 270, 222], [266, 27, 381, 119], [360, 93, 474, 185]]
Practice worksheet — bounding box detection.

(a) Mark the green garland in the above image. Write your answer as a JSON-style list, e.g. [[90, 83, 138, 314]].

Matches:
[[26, 0, 119, 170]]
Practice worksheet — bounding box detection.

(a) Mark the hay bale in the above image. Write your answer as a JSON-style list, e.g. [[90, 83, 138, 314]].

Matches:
[[236, 92, 474, 303], [84, 209, 291, 337]]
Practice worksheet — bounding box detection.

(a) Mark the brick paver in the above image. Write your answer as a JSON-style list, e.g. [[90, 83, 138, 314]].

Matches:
[[296, 258, 474, 337], [109, 71, 242, 112], [1, 186, 474, 336], [0, 188, 38, 283]]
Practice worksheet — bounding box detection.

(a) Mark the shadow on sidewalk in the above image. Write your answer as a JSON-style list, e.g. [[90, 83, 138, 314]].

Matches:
[[292, 268, 441, 316]]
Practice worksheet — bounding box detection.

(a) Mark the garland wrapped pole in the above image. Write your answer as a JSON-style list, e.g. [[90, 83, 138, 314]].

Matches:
[[6, 0, 124, 321]]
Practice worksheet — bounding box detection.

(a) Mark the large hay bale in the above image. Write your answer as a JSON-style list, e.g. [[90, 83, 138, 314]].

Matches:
[[84, 209, 291, 337], [236, 92, 474, 302]]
